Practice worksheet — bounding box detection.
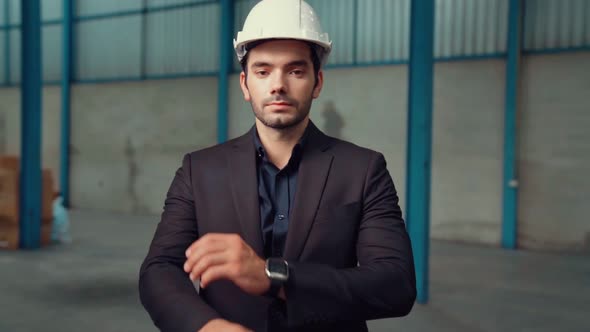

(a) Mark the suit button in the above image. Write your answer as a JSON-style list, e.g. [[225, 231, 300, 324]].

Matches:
[[277, 214, 285, 220]]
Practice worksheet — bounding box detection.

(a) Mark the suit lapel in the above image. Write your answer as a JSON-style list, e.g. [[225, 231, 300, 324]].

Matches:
[[283, 123, 334, 260], [228, 128, 265, 257]]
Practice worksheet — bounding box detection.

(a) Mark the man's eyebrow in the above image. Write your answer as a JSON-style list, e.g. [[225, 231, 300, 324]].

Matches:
[[250, 60, 309, 68], [285, 60, 309, 67], [251, 61, 272, 68]]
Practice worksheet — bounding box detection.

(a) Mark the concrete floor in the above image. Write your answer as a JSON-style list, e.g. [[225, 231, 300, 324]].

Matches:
[[0, 210, 589, 332]]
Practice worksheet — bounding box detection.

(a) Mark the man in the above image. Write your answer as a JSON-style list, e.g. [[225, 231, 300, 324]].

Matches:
[[139, 1, 416, 331]]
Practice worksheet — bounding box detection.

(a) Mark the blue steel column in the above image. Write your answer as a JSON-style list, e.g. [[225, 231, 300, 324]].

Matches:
[[19, 0, 43, 249], [502, 0, 523, 249], [4, 0, 10, 85], [217, 0, 233, 143], [60, 0, 73, 206], [406, 0, 435, 304]]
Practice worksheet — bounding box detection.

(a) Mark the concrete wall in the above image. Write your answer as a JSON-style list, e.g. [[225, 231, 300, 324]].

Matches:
[[0, 78, 218, 216], [70, 78, 218, 214], [0, 52, 588, 250], [432, 60, 505, 245], [519, 52, 590, 251]]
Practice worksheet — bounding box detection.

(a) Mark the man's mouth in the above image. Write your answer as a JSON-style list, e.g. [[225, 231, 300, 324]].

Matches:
[[267, 102, 292, 106]]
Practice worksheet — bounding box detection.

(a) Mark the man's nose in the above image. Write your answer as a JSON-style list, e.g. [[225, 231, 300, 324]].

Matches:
[[270, 72, 287, 95]]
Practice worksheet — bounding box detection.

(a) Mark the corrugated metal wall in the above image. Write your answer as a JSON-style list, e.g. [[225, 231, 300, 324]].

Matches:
[[524, 0, 590, 51], [308, 0, 358, 64], [42, 24, 63, 82], [75, 0, 143, 80], [76, 15, 143, 80], [144, 4, 219, 77], [0, 28, 5, 82], [0, 0, 589, 85], [75, 0, 219, 81], [3, 0, 63, 83], [435, 0, 509, 58], [0, 0, 5, 83]]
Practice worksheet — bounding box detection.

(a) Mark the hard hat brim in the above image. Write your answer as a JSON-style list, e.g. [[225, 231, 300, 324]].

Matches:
[[234, 36, 332, 63]]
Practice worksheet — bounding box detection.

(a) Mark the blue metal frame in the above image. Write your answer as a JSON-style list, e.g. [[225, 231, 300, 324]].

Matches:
[[435, 53, 506, 62], [523, 46, 590, 55], [41, 19, 61, 26], [502, 0, 523, 250], [75, 71, 217, 84], [19, 0, 43, 249], [60, 0, 73, 207], [217, 0, 233, 143], [406, 0, 435, 304]]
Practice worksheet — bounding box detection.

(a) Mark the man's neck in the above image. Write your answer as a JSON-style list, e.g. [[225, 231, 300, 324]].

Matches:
[[255, 118, 309, 169]]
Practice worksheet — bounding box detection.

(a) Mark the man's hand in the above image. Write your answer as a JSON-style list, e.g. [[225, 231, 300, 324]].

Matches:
[[198, 319, 253, 332], [184, 233, 271, 296]]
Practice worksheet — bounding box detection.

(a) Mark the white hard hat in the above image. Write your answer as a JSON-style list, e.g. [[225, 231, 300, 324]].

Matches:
[[234, 0, 332, 65]]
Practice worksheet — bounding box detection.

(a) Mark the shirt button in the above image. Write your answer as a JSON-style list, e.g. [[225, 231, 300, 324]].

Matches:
[[277, 214, 285, 220]]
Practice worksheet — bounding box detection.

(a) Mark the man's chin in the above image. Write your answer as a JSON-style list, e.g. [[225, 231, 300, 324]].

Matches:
[[264, 121, 299, 130], [258, 116, 303, 130]]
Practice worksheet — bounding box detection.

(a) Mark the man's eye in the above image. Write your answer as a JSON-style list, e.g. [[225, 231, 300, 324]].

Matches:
[[256, 70, 268, 76], [290, 70, 304, 75]]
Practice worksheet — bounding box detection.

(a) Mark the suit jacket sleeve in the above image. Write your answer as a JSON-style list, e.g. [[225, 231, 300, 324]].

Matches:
[[139, 154, 221, 332], [284, 152, 417, 327]]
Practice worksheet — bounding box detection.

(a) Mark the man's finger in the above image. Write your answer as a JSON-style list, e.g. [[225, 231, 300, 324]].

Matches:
[[185, 233, 221, 257], [189, 252, 229, 280], [200, 264, 240, 289], [184, 240, 226, 273], [185, 233, 240, 257]]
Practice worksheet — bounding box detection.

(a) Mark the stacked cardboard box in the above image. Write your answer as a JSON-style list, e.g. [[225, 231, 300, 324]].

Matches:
[[0, 155, 54, 250], [0, 167, 19, 249], [0, 155, 19, 171]]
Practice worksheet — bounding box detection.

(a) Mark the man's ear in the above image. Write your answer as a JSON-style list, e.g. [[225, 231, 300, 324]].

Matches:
[[312, 70, 324, 99], [240, 71, 251, 101]]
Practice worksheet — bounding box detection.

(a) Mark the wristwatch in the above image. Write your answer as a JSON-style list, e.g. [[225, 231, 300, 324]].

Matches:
[[265, 258, 289, 297]]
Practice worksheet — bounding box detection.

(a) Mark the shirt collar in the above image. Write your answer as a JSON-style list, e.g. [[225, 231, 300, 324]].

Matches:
[[253, 123, 310, 162]]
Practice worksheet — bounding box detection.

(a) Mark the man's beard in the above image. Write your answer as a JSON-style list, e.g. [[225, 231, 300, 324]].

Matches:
[[250, 94, 313, 130]]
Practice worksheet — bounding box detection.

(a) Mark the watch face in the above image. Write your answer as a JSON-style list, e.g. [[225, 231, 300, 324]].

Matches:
[[267, 259, 289, 281]]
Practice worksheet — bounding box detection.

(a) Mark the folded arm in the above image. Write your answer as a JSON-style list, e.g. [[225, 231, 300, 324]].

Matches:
[[139, 154, 221, 332], [284, 153, 417, 327]]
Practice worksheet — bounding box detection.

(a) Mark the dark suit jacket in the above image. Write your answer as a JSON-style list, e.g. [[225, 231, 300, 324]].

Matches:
[[139, 122, 416, 332]]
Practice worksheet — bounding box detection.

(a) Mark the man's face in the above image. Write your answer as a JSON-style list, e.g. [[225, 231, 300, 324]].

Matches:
[[240, 40, 324, 130]]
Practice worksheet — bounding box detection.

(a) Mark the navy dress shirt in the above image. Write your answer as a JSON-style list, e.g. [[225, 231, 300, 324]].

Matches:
[[254, 126, 309, 258]]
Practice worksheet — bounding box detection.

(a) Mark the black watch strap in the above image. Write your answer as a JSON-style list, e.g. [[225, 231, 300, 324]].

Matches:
[[267, 278, 282, 297]]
